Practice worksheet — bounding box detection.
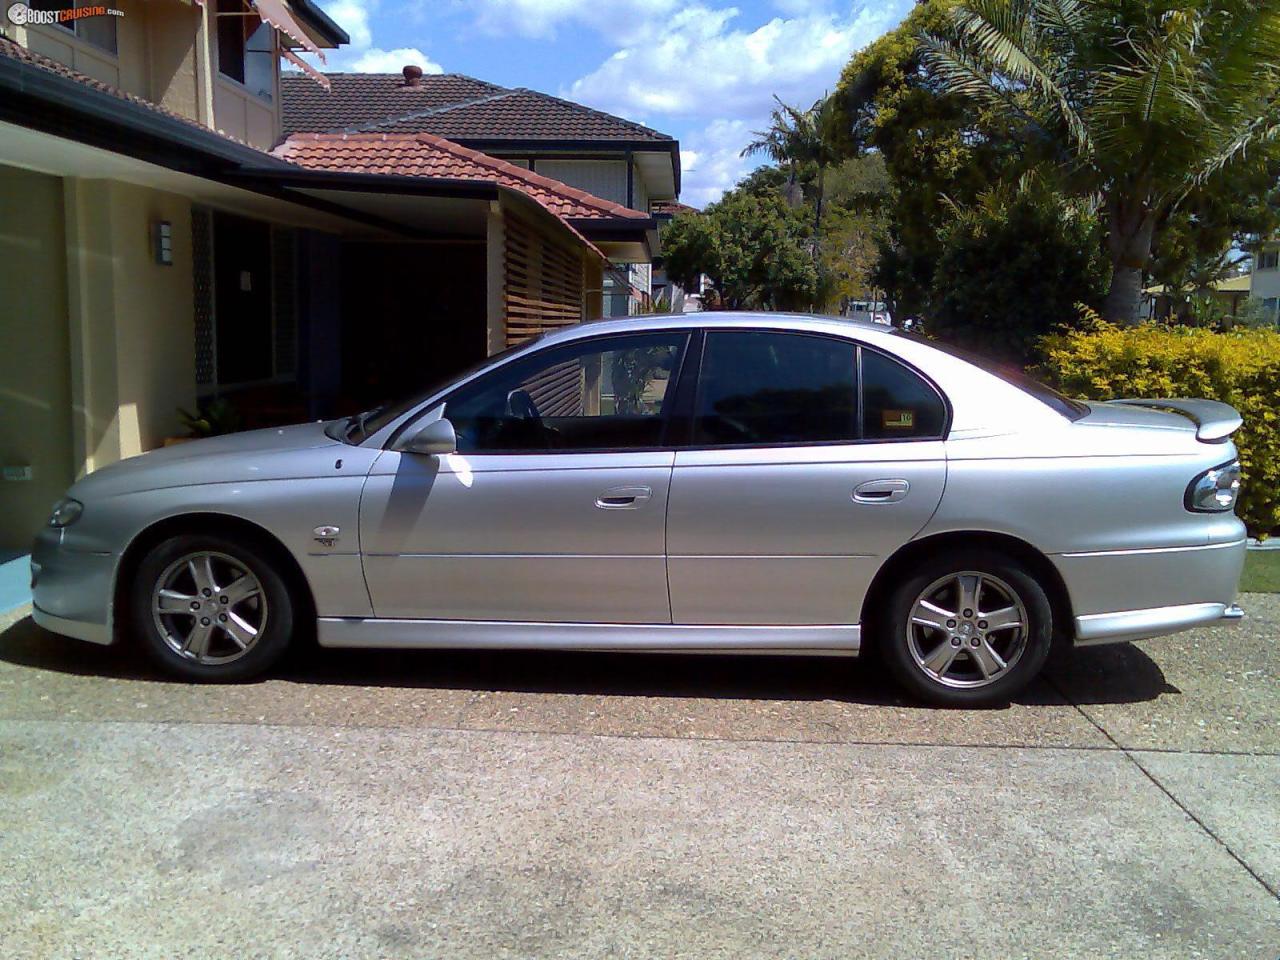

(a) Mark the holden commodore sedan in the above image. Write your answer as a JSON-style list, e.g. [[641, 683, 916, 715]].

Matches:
[[30, 313, 1246, 705]]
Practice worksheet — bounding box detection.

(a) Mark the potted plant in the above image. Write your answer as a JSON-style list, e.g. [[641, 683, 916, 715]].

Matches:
[[165, 397, 243, 445]]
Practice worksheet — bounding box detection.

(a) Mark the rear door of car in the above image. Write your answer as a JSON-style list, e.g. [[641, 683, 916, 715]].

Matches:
[[665, 329, 948, 629]]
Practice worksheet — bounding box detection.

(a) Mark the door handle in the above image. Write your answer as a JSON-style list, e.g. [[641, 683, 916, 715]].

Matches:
[[853, 479, 910, 503], [596, 485, 652, 509]]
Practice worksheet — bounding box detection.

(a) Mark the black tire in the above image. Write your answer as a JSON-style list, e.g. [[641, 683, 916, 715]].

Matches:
[[130, 533, 295, 681], [878, 549, 1052, 707]]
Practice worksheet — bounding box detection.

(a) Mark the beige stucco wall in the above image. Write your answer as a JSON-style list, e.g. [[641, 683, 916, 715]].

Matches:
[[14, 0, 212, 127], [0, 167, 74, 550], [146, 0, 204, 121], [63, 178, 196, 474]]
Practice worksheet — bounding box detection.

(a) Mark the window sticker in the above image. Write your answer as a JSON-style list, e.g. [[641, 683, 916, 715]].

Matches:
[[882, 409, 915, 430]]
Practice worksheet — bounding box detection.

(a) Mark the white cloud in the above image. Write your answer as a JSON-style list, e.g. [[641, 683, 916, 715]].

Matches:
[[567, 2, 908, 119], [679, 118, 760, 208], [321, 0, 373, 51], [464, 0, 679, 40], [349, 47, 443, 73], [301, 0, 442, 73]]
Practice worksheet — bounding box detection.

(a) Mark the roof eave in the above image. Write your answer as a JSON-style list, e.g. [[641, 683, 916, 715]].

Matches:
[[287, 0, 350, 47]]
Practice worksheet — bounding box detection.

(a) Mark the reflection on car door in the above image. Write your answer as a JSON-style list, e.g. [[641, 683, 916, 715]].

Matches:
[[358, 332, 688, 624], [666, 331, 947, 628]]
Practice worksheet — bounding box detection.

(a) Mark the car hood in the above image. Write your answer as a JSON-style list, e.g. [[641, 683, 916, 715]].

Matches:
[[69, 422, 347, 500]]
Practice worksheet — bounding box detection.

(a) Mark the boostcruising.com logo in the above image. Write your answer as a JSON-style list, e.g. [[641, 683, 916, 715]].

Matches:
[[8, 2, 124, 26]]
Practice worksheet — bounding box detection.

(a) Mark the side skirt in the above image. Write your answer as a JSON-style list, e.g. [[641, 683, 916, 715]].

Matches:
[[317, 617, 861, 656]]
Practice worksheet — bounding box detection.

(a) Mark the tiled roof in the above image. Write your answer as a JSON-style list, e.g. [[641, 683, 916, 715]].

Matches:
[[652, 200, 699, 216], [274, 132, 652, 223], [281, 72, 673, 143], [280, 72, 506, 137]]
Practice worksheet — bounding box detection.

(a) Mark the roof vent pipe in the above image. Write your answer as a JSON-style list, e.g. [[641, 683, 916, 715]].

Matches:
[[402, 65, 423, 87]]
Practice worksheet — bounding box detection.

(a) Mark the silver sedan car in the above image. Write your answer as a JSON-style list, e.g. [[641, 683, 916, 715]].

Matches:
[[30, 313, 1247, 705]]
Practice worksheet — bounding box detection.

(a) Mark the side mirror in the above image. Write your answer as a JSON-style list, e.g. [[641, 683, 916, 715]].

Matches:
[[398, 417, 457, 456]]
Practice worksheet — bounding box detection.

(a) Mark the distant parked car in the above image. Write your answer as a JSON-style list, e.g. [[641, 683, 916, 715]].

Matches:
[[846, 300, 892, 325], [31, 314, 1246, 705]]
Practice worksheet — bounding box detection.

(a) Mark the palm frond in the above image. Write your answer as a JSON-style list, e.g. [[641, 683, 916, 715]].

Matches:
[[930, 0, 1092, 152]]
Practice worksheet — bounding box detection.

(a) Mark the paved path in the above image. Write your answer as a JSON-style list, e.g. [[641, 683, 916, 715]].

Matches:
[[1, 598, 1276, 958]]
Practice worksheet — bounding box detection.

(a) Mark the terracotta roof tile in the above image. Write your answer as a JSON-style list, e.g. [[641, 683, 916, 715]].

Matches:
[[273, 131, 651, 223], [281, 73, 672, 143]]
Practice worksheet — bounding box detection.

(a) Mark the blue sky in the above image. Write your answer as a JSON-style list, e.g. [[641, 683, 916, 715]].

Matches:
[[300, 0, 912, 207]]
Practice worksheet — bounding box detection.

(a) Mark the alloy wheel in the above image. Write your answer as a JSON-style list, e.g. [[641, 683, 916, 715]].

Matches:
[[906, 571, 1029, 689], [151, 551, 268, 665]]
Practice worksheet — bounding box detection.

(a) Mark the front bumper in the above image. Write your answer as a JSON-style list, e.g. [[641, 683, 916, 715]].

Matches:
[[29, 527, 116, 645]]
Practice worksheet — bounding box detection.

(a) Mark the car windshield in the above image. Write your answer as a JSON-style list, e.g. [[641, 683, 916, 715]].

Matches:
[[327, 339, 539, 445], [904, 334, 1090, 421]]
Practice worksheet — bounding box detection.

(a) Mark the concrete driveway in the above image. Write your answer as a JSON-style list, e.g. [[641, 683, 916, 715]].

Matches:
[[1, 599, 1277, 959]]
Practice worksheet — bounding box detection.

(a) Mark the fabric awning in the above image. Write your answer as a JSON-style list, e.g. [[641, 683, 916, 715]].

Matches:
[[281, 45, 330, 91], [194, 0, 327, 62], [251, 0, 326, 62]]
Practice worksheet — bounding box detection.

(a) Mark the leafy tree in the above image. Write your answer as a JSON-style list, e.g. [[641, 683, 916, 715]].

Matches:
[[927, 177, 1110, 361], [919, 0, 1280, 324], [820, 155, 893, 307], [827, 0, 1034, 317], [662, 190, 820, 311], [747, 95, 844, 241]]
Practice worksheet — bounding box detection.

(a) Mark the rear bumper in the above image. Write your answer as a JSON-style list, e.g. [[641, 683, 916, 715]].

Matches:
[[1075, 601, 1244, 646], [1054, 535, 1246, 645]]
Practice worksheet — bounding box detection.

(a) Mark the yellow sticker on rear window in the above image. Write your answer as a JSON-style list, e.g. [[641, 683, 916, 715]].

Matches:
[[882, 409, 914, 429]]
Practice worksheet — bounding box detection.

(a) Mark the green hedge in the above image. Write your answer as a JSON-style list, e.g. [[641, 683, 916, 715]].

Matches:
[[1038, 322, 1280, 538]]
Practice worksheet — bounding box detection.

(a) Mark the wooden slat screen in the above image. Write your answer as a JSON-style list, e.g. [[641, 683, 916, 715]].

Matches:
[[504, 214, 585, 347]]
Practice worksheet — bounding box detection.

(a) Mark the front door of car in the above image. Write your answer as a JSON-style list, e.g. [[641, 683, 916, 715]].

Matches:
[[666, 330, 948, 628], [359, 331, 690, 623]]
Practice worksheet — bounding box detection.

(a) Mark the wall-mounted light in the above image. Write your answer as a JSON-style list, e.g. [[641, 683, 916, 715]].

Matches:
[[152, 220, 173, 266]]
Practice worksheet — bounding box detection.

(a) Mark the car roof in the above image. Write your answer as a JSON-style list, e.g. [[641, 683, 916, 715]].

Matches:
[[542, 311, 893, 347]]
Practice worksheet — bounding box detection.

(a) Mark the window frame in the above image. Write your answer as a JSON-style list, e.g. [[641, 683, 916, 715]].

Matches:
[[214, 0, 276, 101], [671, 328, 951, 451], [425, 330, 694, 456], [33, 1, 119, 55]]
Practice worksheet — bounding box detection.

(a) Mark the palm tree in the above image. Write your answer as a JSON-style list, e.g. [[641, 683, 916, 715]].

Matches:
[[742, 95, 840, 243], [919, 0, 1280, 324]]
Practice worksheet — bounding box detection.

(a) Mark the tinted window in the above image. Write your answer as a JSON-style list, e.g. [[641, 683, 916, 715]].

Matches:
[[445, 332, 687, 453], [861, 348, 946, 439], [694, 332, 857, 445]]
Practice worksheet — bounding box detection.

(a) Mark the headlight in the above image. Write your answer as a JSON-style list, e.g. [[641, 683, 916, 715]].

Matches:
[[1186, 460, 1241, 513], [47, 497, 83, 528]]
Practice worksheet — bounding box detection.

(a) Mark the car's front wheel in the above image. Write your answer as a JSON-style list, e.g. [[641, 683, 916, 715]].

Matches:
[[879, 550, 1052, 707], [131, 534, 294, 681]]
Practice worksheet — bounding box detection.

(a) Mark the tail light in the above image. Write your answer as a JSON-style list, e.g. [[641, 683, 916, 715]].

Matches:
[[1185, 460, 1241, 513]]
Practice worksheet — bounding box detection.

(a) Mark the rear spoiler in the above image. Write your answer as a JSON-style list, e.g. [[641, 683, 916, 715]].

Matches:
[[1113, 398, 1243, 441]]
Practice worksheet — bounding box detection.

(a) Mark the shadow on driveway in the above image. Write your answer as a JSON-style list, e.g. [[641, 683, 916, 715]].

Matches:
[[0, 613, 1178, 709]]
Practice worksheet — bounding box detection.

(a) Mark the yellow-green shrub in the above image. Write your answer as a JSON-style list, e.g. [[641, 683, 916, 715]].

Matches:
[[1037, 322, 1280, 538]]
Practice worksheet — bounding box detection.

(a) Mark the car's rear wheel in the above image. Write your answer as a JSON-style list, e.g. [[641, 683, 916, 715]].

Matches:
[[131, 534, 294, 681], [879, 549, 1052, 707]]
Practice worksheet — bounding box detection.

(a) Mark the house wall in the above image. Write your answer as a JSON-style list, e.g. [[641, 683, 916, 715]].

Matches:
[[23, 0, 180, 107], [14, 0, 284, 146], [535, 160, 630, 209], [62, 178, 196, 477], [0, 167, 74, 550], [1250, 243, 1280, 311], [146, 0, 205, 121]]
